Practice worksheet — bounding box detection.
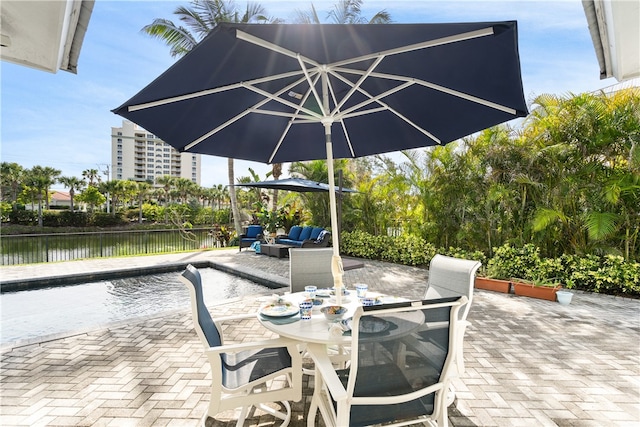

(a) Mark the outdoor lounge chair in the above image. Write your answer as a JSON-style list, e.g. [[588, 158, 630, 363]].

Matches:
[[424, 254, 481, 404], [179, 264, 302, 426], [306, 297, 466, 427], [239, 225, 264, 252]]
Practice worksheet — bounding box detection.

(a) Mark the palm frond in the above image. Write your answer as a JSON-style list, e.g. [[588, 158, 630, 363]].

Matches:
[[584, 211, 618, 240], [140, 19, 198, 58], [532, 208, 566, 232]]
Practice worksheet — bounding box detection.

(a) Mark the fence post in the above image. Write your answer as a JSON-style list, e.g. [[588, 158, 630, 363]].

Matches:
[[100, 233, 103, 257], [45, 235, 49, 262]]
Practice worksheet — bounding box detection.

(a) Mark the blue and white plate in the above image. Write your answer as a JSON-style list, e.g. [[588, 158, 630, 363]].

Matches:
[[260, 301, 299, 317]]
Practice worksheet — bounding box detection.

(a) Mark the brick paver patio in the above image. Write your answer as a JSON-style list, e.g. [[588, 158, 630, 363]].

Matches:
[[1, 249, 639, 426]]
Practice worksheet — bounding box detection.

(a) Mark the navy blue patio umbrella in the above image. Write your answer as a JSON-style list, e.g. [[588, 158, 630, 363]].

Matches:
[[235, 178, 356, 193], [113, 22, 528, 294]]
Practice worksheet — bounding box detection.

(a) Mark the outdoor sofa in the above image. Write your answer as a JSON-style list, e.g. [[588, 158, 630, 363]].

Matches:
[[275, 225, 331, 248]]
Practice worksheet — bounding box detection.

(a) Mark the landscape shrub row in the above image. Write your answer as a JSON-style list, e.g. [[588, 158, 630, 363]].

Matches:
[[7, 210, 129, 228], [340, 231, 640, 297]]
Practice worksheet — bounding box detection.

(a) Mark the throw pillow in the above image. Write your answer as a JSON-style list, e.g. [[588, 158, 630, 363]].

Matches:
[[287, 225, 303, 241], [298, 226, 313, 241]]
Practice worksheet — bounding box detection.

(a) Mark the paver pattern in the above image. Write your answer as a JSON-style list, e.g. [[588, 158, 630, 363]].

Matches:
[[1, 249, 639, 426]]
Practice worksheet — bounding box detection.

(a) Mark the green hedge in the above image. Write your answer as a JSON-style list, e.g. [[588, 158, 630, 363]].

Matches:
[[341, 232, 640, 298]]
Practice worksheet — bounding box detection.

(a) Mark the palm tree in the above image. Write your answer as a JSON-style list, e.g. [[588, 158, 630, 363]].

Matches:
[[25, 166, 59, 227], [135, 182, 152, 223], [37, 166, 61, 209], [58, 176, 85, 212], [294, 0, 391, 24], [82, 168, 101, 187], [99, 180, 131, 216], [270, 162, 283, 212], [174, 177, 196, 203], [155, 175, 176, 206], [289, 159, 353, 227], [142, 0, 279, 238]]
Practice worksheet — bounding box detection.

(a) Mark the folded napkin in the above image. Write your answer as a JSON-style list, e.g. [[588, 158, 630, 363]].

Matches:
[[328, 319, 351, 337]]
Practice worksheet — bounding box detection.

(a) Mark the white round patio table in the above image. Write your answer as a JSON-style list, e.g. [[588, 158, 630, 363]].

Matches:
[[257, 291, 418, 345]]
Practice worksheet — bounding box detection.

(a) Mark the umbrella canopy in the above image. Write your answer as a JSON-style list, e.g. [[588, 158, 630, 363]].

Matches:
[[235, 178, 356, 193], [113, 22, 528, 293]]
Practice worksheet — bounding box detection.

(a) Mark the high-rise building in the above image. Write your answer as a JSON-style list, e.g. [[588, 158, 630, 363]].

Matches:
[[111, 120, 201, 185]]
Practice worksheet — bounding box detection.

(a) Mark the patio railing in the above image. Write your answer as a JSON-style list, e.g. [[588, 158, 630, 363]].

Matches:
[[1, 228, 222, 266]]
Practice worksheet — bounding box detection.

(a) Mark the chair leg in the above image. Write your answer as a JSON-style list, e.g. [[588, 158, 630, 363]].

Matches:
[[256, 401, 291, 426], [235, 406, 250, 427]]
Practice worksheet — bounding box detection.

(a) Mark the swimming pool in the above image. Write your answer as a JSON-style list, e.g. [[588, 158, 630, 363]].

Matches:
[[0, 268, 272, 346]]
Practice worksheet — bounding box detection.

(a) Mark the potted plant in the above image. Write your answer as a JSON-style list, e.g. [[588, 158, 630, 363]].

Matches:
[[511, 276, 562, 301], [475, 276, 512, 293], [474, 263, 511, 294], [475, 244, 541, 294]]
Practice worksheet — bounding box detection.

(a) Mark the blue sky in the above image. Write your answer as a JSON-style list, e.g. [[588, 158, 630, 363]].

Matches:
[[0, 0, 623, 189]]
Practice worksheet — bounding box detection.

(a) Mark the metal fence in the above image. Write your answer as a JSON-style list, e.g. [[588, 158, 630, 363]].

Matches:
[[1, 228, 222, 265]]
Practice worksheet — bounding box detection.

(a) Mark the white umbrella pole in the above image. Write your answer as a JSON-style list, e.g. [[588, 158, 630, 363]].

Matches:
[[322, 72, 344, 304]]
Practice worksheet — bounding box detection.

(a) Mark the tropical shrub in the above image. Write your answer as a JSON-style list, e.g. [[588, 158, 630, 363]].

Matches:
[[0, 201, 10, 222], [213, 208, 231, 225], [341, 231, 639, 297], [486, 244, 541, 280], [57, 211, 90, 227], [8, 209, 37, 225], [91, 213, 127, 227]]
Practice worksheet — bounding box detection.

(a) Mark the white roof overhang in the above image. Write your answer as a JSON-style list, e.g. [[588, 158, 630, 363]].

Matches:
[[0, 0, 94, 74], [582, 0, 640, 82]]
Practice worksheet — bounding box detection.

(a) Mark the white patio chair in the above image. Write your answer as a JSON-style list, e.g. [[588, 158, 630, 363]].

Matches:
[[306, 296, 466, 427], [180, 264, 302, 426], [424, 254, 481, 404], [288, 247, 334, 293]]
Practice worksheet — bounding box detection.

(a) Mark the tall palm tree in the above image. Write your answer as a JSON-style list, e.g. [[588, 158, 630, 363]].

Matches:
[[25, 166, 59, 227], [174, 177, 196, 203], [142, 0, 279, 237], [37, 166, 61, 209], [82, 168, 101, 187], [58, 176, 85, 212], [155, 175, 176, 206], [135, 182, 152, 223], [270, 162, 283, 212]]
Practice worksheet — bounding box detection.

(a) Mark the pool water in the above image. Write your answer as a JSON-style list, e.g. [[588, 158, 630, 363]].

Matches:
[[1, 268, 271, 346]]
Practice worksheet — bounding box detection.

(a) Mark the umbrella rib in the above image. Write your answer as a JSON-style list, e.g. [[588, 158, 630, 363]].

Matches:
[[334, 79, 415, 117], [243, 82, 323, 118], [332, 56, 384, 115], [327, 70, 441, 143], [330, 27, 495, 69], [268, 72, 323, 163], [297, 55, 327, 116], [335, 67, 518, 115], [127, 70, 304, 112], [236, 29, 322, 70], [184, 74, 312, 151], [325, 76, 357, 157]]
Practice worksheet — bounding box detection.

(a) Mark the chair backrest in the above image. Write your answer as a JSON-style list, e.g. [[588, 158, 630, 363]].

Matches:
[[424, 254, 481, 321], [245, 225, 263, 238], [289, 247, 334, 293], [179, 264, 222, 348], [345, 297, 465, 426]]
